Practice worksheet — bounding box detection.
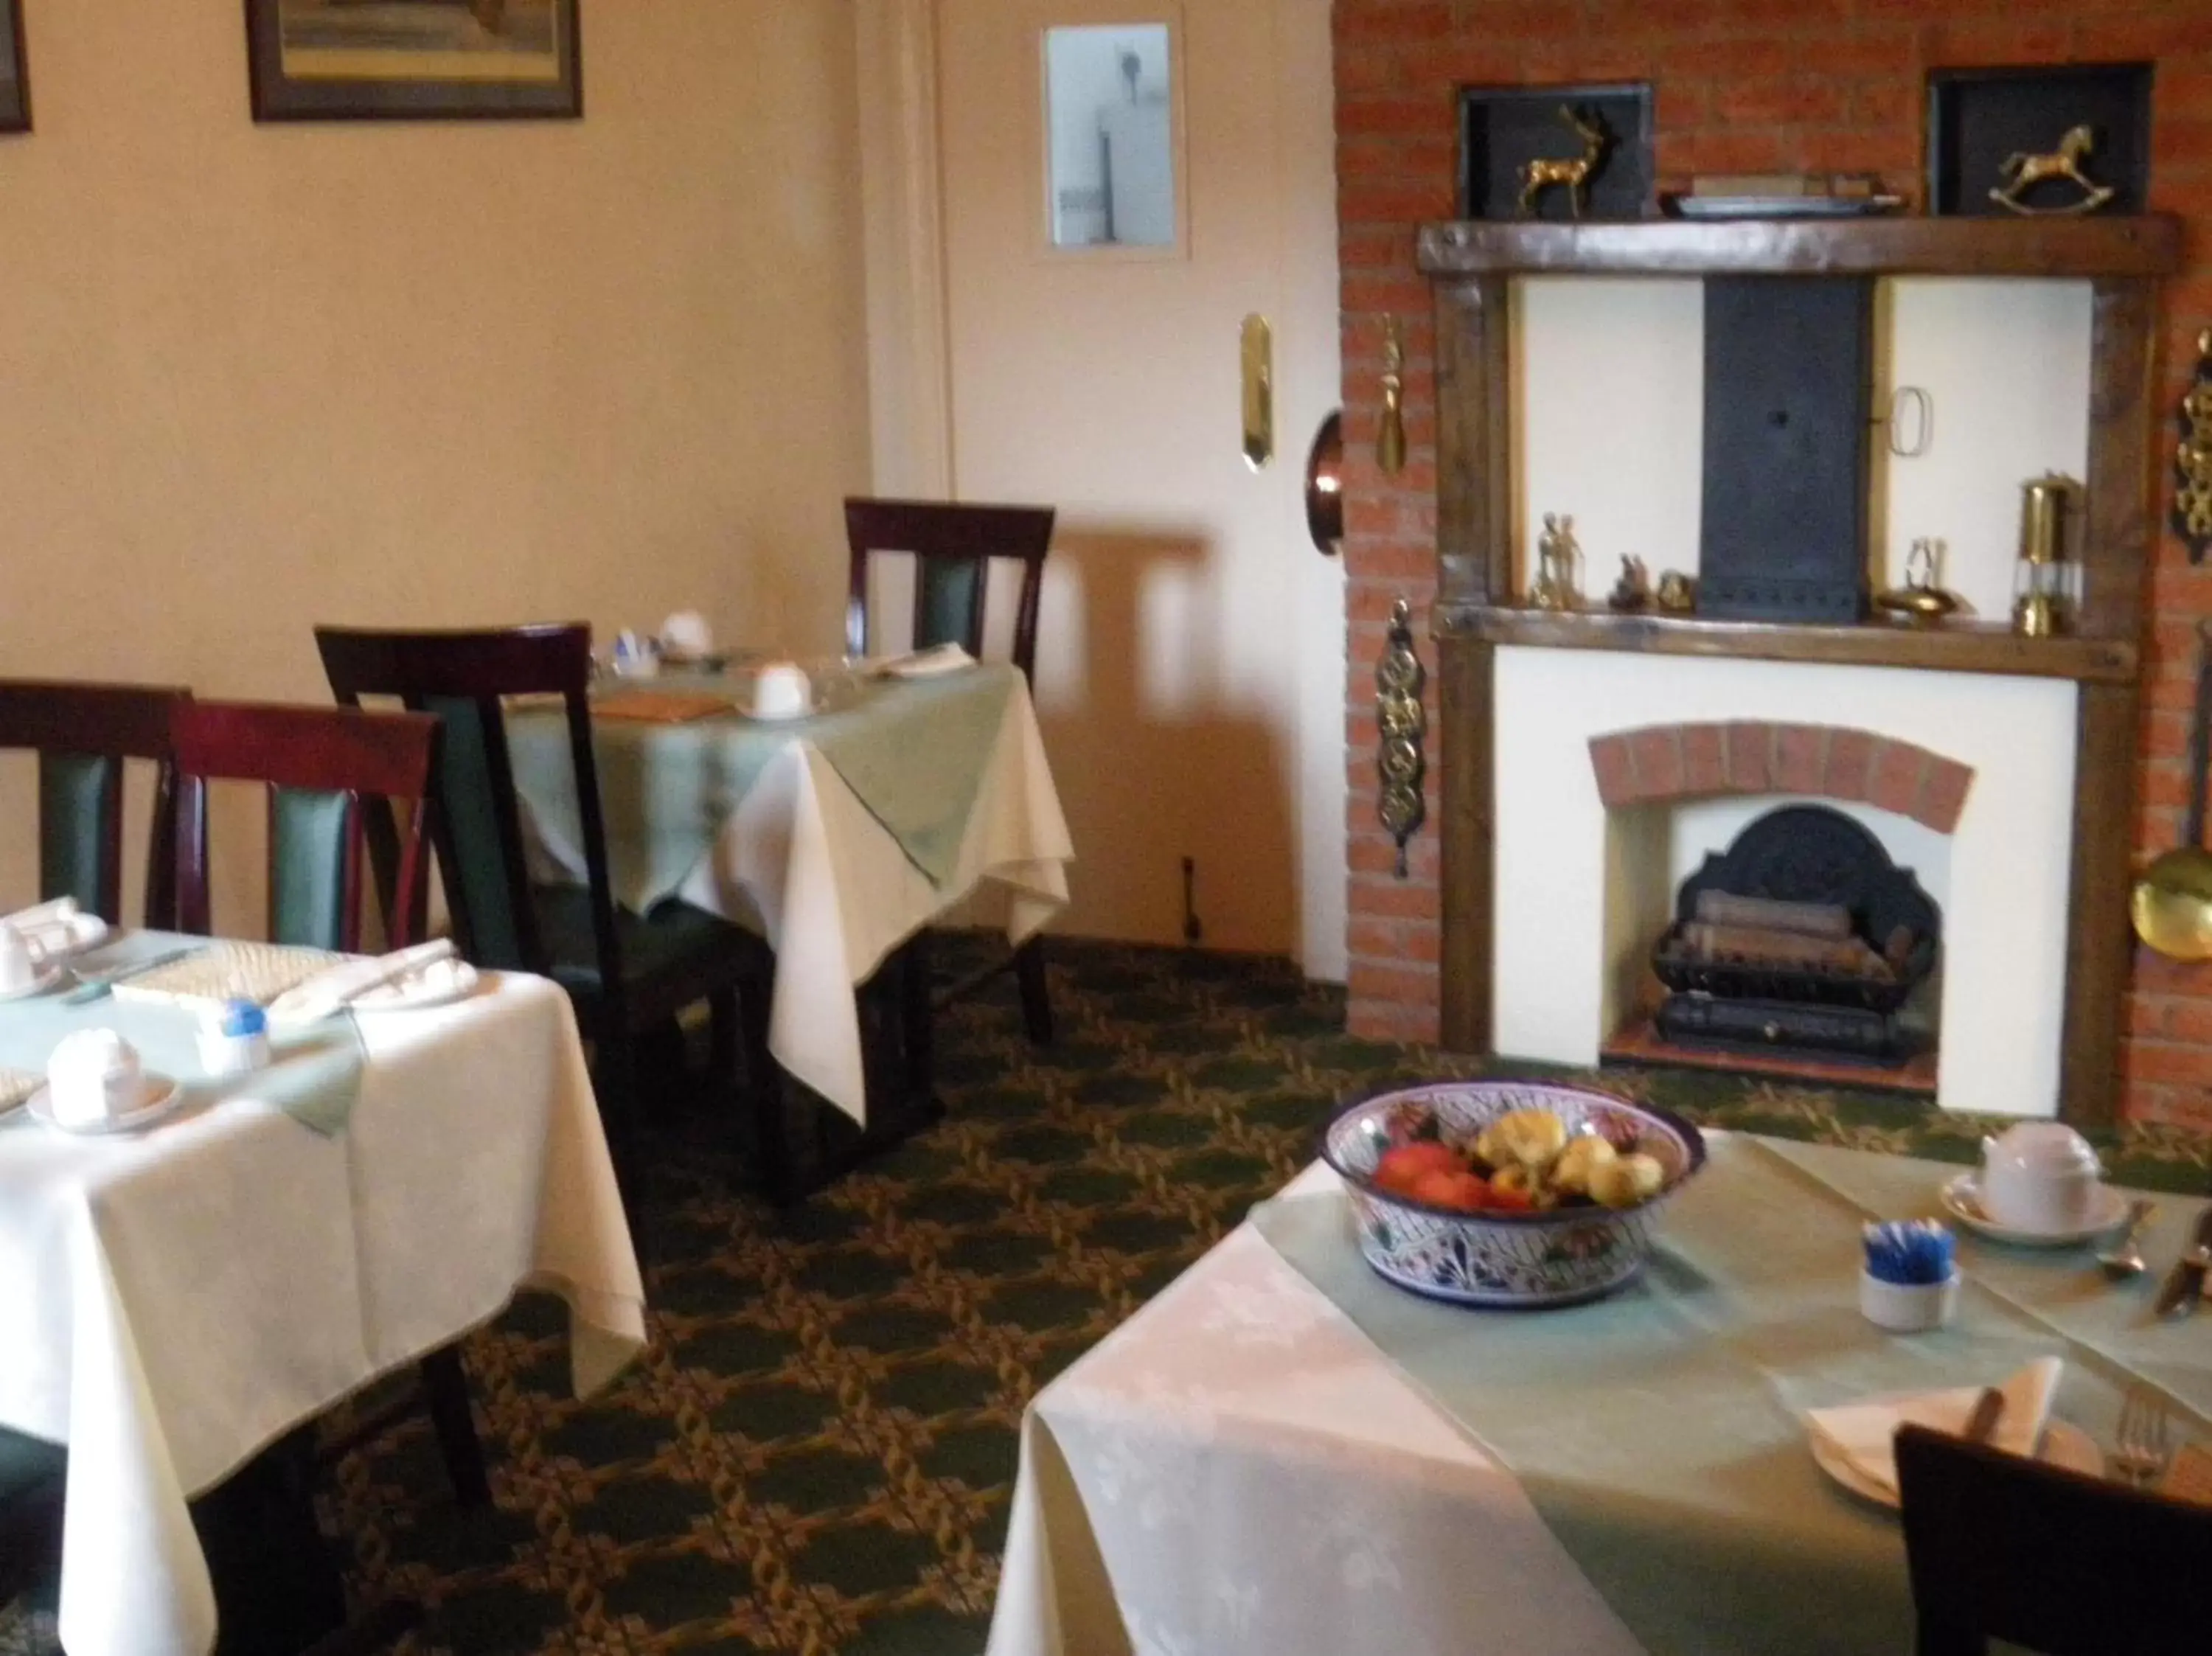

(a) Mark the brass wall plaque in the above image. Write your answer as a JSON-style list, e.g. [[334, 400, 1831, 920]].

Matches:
[[1376, 599, 1426, 879]]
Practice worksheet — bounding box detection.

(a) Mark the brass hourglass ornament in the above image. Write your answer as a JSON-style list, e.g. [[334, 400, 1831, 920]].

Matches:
[[2013, 473, 2081, 639]]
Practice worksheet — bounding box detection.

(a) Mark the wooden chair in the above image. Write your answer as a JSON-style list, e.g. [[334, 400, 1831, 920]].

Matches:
[[0, 678, 188, 927], [310, 624, 779, 1188], [1895, 1421, 2212, 1655], [168, 698, 490, 1513], [844, 496, 1058, 1043]]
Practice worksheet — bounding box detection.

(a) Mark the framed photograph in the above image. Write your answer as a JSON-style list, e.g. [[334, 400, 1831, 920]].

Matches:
[[246, 1, 582, 122], [1, 0, 30, 134]]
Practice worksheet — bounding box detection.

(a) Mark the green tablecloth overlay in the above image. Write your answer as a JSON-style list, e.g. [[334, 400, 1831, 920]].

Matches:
[[0, 936, 365, 1137], [507, 666, 1018, 914], [1251, 1135, 2212, 1656]]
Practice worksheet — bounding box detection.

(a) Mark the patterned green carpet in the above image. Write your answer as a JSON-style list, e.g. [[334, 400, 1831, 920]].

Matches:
[[4, 939, 2208, 1656]]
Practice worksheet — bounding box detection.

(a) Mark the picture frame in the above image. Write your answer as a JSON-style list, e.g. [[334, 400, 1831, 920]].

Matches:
[[1, 0, 30, 134], [245, 0, 582, 122]]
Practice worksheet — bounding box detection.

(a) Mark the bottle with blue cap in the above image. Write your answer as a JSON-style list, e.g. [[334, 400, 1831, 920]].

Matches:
[[199, 997, 273, 1076]]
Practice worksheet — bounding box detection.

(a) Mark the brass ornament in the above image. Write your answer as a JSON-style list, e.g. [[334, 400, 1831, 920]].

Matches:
[[1988, 125, 2116, 217], [1376, 599, 1427, 879], [2176, 327, 2212, 564], [1528, 512, 1583, 610], [1378, 316, 1407, 477], [1873, 537, 1962, 622], [1517, 105, 1613, 220]]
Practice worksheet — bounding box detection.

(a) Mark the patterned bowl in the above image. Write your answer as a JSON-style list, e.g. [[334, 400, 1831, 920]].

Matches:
[[1319, 1079, 1707, 1309]]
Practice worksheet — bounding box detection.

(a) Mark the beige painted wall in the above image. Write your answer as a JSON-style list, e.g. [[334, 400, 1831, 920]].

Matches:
[[0, 1, 871, 921]]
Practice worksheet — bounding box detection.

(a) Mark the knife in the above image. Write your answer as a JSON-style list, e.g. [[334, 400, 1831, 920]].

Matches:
[[61, 944, 206, 1005], [1961, 1386, 2006, 1444], [2153, 1204, 2212, 1318]]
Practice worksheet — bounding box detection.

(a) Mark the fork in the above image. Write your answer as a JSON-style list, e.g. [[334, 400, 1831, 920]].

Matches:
[[2114, 1387, 2174, 1488]]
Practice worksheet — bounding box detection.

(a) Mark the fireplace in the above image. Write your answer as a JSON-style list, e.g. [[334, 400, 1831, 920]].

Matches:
[[1639, 803, 1941, 1079]]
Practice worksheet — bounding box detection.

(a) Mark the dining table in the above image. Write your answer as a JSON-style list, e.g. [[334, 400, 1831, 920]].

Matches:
[[985, 1133, 2212, 1656], [0, 930, 646, 1656], [504, 657, 1075, 1124]]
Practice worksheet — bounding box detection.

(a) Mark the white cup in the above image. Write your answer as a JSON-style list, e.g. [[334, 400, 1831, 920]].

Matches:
[[660, 610, 714, 661], [47, 1029, 147, 1127], [609, 630, 661, 680], [750, 661, 813, 720], [1979, 1121, 2104, 1234], [0, 924, 37, 994]]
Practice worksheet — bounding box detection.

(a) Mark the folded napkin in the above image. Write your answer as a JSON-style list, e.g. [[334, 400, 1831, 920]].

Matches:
[[2, 897, 109, 961], [1806, 1357, 2063, 1498], [872, 642, 977, 679], [265, 939, 458, 1028]]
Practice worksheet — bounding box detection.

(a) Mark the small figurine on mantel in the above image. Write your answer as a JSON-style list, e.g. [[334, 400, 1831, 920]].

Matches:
[[1607, 555, 1652, 612], [1529, 513, 1584, 610], [1517, 105, 1613, 220], [1989, 125, 2116, 216]]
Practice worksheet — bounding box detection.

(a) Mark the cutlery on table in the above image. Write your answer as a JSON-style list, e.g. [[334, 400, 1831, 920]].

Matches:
[[2114, 1386, 2173, 1487], [265, 939, 457, 1023], [2152, 1203, 2212, 1318], [62, 946, 206, 1005], [1961, 1386, 2006, 1444], [2096, 1198, 2157, 1281]]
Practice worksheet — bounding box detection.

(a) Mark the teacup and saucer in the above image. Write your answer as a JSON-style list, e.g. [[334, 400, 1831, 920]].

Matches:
[[1940, 1122, 2129, 1247], [0, 922, 66, 1002], [27, 1029, 184, 1135]]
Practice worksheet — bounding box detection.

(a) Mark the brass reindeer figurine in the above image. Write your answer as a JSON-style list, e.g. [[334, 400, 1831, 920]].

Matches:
[[1989, 125, 2116, 216], [1517, 106, 1612, 220]]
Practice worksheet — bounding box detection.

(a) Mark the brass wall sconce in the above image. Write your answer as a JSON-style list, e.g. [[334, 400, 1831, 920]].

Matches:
[[1378, 316, 1407, 477], [2177, 328, 2212, 565], [1376, 599, 1426, 878]]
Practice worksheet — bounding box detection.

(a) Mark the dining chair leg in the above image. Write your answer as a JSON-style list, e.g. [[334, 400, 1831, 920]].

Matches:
[[417, 1346, 491, 1509], [1015, 936, 1054, 1046], [734, 981, 796, 1205]]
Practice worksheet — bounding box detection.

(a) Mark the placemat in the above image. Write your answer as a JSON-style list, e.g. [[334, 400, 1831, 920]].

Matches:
[[1250, 1137, 2212, 1656], [111, 940, 342, 1009], [508, 664, 1016, 908]]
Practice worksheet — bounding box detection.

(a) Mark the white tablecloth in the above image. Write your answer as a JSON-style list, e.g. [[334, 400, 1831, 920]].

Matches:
[[535, 674, 1074, 1122], [985, 1165, 1646, 1656], [0, 972, 646, 1656]]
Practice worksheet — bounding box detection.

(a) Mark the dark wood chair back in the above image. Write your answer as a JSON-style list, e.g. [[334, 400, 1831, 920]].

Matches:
[[313, 623, 620, 991], [0, 678, 189, 927], [844, 497, 1057, 680], [1896, 1422, 2212, 1655], [169, 700, 439, 952]]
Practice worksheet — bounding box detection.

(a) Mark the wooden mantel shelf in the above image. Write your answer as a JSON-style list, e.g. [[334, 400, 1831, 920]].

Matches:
[[1416, 215, 2182, 279], [1433, 602, 2138, 683]]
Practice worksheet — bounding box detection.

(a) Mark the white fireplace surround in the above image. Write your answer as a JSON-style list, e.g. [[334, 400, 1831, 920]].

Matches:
[[1492, 648, 2081, 1118]]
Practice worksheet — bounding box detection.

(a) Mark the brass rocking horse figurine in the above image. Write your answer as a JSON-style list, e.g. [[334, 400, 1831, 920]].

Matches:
[[1517, 106, 1613, 220], [1989, 125, 2117, 216]]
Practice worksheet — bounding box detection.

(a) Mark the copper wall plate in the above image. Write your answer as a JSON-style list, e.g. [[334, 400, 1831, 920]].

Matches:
[[1305, 411, 1343, 556]]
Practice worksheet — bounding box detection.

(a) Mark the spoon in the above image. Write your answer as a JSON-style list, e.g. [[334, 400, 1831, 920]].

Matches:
[[2097, 1198, 2156, 1281]]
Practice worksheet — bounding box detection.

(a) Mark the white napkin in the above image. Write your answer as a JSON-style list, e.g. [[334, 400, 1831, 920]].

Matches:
[[1806, 1357, 2063, 1497], [872, 642, 977, 679], [265, 939, 458, 1026], [2, 897, 109, 961]]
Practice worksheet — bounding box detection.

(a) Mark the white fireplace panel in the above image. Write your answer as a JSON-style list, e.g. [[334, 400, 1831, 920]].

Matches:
[[1492, 647, 2079, 1119]]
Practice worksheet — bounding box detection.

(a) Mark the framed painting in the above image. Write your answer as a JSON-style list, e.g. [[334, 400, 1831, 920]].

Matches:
[[1, 0, 29, 133], [246, 0, 582, 122]]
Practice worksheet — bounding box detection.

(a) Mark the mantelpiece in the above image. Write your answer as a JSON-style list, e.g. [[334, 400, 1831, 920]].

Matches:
[[1419, 214, 2183, 1127]]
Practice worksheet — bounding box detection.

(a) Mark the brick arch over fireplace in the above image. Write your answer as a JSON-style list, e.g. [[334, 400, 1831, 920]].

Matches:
[[1587, 723, 1975, 835]]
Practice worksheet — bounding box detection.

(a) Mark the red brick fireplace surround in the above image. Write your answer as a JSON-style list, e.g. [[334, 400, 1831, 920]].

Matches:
[[1334, 2, 2212, 1129]]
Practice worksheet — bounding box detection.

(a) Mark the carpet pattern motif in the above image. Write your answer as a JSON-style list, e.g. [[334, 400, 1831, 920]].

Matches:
[[5, 940, 2208, 1655]]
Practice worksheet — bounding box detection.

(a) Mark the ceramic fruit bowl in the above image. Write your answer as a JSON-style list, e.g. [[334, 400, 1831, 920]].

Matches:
[[1320, 1079, 1706, 1309]]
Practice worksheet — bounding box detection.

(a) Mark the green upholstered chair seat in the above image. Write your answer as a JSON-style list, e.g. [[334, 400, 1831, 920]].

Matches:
[[532, 886, 767, 1026], [0, 1427, 63, 1500]]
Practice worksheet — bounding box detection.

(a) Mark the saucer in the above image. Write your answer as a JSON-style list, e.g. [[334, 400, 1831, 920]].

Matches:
[[1939, 1173, 2131, 1248], [1812, 1414, 2102, 1509], [27, 1075, 185, 1136], [0, 964, 68, 1003]]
